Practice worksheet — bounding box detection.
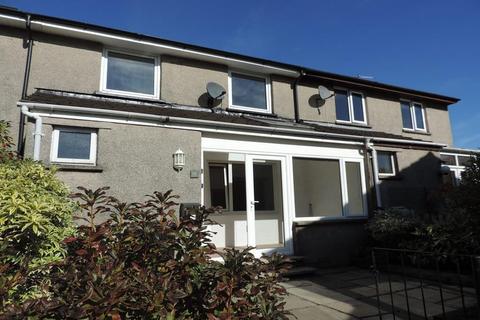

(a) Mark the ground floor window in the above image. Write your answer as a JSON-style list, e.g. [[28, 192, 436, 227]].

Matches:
[[50, 126, 97, 165], [292, 157, 366, 218]]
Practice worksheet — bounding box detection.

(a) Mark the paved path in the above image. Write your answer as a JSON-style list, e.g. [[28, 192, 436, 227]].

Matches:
[[283, 267, 476, 319]]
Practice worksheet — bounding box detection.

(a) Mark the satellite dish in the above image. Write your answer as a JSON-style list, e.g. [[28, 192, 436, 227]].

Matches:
[[206, 82, 226, 108], [207, 82, 226, 100], [318, 85, 332, 100]]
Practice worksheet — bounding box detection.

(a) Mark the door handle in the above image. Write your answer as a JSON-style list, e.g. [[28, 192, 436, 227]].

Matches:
[[251, 200, 260, 205]]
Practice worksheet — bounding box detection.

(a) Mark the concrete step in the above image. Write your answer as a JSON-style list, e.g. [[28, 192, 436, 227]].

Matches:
[[284, 266, 317, 278], [286, 255, 306, 263]]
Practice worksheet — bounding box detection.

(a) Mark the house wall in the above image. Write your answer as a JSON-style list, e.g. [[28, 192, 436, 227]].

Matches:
[[27, 32, 102, 95], [24, 118, 202, 204], [0, 26, 27, 140], [0, 26, 455, 147], [376, 146, 443, 213]]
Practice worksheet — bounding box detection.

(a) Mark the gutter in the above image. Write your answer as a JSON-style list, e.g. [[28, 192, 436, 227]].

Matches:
[[18, 101, 447, 149], [20, 105, 42, 161], [17, 14, 33, 155]]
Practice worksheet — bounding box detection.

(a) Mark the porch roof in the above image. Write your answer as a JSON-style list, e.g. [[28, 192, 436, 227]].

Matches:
[[22, 88, 436, 146]]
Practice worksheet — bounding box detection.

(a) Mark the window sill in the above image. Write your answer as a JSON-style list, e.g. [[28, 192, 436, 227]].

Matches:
[[48, 164, 104, 172], [402, 129, 431, 136], [95, 90, 165, 103], [226, 108, 277, 117], [335, 121, 372, 129], [293, 216, 368, 226], [379, 173, 403, 181]]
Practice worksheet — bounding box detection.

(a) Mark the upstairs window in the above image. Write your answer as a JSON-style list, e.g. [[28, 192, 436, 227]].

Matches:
[[51, 127, 97, 165], [401, 101, 426, 132], [102, 50, 159, 98], [335, 89, 367, 124], [229, 71, 271, 113], [377, 151, 396, 176]]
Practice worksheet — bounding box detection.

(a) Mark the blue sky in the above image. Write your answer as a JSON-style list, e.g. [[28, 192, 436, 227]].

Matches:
[[3, 0, 479, 149]]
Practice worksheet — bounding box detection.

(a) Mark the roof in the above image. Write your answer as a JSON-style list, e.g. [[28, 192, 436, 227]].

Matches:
[[0, 6, 460, 105], [23, 89, 432, 145]]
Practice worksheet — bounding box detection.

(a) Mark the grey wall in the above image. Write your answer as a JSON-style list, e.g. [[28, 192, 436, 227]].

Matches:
[[0, 27, 27, 141], [376, 146, 443, 213], [0, 26, 455, 148], [24, 118, 201, 204]]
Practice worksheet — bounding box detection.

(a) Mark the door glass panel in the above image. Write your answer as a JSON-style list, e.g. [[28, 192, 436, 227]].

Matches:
[[293, 158, 343, 217], [232, 164, 247, 211], [204, 152, 247, 249], [208, 165, 227, 209], [253, 164, 274, 211], [346, 162, 364, 216], [254, 159, 284, 248]]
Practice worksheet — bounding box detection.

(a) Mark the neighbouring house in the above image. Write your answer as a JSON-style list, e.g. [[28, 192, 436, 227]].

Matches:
[[1, 7, 478, 266]]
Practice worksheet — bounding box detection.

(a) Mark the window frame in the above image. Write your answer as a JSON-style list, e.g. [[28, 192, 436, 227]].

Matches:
[[100, 48, 161, 99], [377, 151, 396, 177], [334, 87, 368, 125], [50, 127, 97, 165], [228, 70, 272, 114], [401, 100, 427, 132], [292, 156, 368, 220]]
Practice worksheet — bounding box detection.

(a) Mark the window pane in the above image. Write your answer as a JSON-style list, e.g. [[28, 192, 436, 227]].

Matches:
[[346, 162, 364, 215], [57, 130, 91, 159], [232, 164, 246, 211], [293, 158, 343, 217], [440, 154, 456, 166], [458, 155, 472, 167], [351, 93, 365, 122], [209, 166, 227, 208], [377, 152, 394, 174], [335, 90, 350, 121], [401, 102, 413, 129], [413, 103, 425, 129], [253, 164, 274, 211], [231, 73, 267, 110], [107, 52, 155, 95]]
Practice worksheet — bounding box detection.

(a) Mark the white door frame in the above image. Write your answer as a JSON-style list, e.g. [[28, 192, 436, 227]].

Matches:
[[245, 154, 292, 256]]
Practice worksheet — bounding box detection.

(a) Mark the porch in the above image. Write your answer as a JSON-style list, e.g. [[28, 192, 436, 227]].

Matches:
[[201, 134, 369, 261]]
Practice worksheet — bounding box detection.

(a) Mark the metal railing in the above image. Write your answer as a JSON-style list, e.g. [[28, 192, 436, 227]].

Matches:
[[371, 247, 480, 319]]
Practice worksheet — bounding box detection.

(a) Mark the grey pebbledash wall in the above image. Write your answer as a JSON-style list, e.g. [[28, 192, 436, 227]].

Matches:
[[24, 118, 202, 204]]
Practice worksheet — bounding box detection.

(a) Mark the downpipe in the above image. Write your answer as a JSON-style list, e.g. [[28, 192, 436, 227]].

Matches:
[[366, 138, 382, 208], [20, 105, 42, 161]]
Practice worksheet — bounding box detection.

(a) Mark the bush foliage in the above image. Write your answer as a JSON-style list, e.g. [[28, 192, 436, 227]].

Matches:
[[0, 121, 76, 304], [367, 155, 480, 256], [2, 187, 290, 319]]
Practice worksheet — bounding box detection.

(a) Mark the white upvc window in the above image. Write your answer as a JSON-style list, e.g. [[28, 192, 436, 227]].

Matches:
[[50, 127, 97, 165], [377, 151, 396, 177], [401, 100, 427, 132], [228, 70, 272, 114], [100, 49, 160, 99], [334, 88, 367, 125]]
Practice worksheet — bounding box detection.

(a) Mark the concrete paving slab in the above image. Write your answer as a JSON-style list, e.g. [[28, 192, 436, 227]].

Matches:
[[289, 305, 355, 320], [284, 293, 317, 311]]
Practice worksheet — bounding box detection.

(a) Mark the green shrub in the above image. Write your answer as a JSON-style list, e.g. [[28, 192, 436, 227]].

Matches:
[[366, 208, 419, 249], [0, 120, 16, 163], [2, 187, 290, 319], [0, 122, 76, 305], [367, 156, 480, 256]]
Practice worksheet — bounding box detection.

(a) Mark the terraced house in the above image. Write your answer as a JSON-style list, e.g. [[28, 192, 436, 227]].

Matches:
[[1, 7, 477, 266]]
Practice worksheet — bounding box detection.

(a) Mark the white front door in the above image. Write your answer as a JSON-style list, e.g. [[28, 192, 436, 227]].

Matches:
[[245, 154, 292, 255]]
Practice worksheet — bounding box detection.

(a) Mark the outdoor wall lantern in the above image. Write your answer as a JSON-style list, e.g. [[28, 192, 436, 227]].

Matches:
[[173, 149, 185, 171]]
